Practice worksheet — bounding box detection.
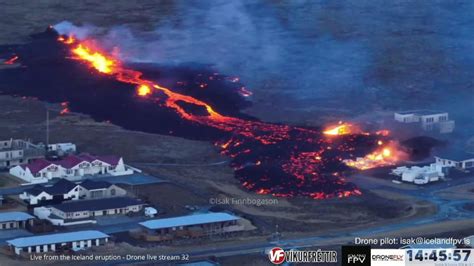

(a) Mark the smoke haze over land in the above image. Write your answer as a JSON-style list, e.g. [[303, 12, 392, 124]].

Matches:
[[6, 0, 468, 139]]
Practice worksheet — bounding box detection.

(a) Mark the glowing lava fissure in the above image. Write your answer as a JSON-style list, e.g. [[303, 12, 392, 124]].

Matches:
[[58, 34, 310, 146], [0, 28, 401, 199], [57, 32, 400, 199]]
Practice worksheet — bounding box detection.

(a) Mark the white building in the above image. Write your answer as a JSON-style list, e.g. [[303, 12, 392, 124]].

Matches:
[[47, 143, 76, 155], [0, 139, 44, 169], [9, 153, 134, 183], [7, 230, 109, 255], [20, 179, 127, 205], [434, 149, 474, 170], [34, 197, 144, 226], [392, 164, 444, 185], [394, 110, 455, 133]]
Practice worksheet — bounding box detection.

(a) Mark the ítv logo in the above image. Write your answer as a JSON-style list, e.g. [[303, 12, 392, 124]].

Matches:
[[268, 247, 286, 264], [342, 246, 371, 266]]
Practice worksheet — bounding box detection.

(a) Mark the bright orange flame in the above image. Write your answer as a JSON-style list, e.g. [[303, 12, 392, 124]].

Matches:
[[323, 122, 352, 136], [58, 35, 75, 44], [137, 84, 151, 97], [376, 129, 390, 136], [71, 44, 116, 74], [343, 143, 403, 170]]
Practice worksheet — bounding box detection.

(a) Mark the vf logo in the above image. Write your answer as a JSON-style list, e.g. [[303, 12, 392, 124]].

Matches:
[[268, 247, 286, 264]]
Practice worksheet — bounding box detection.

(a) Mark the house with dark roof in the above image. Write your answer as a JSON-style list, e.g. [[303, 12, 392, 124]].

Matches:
[[20, 179, 79, 205], [20, 179, 126, 205], [9, 153, 135, 183], [434, 148, 474, 170], [33, 197, 145, 226]]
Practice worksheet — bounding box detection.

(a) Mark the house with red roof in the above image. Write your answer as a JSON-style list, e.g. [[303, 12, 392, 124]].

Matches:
[[9, 153, 133, 183]]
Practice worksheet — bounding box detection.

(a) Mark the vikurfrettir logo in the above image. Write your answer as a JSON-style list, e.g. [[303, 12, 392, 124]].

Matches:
[[268, 247, 338, 264]]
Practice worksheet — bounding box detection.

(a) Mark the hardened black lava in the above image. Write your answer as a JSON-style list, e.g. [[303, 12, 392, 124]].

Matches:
[[0, 28, 390, 199]]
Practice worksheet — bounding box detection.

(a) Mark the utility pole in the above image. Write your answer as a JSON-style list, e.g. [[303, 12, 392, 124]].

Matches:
[[46, 109, 49, 147]]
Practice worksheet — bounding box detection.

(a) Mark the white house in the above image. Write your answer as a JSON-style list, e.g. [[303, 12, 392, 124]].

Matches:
[[20, 179, 127, 205], [19, 179, 76, 205], [394, 110, 455, 133], [434, 148, 474, 170], [34, 197, 144, 226], [9, 153, 134, 183], [47, 143, 76, 154]]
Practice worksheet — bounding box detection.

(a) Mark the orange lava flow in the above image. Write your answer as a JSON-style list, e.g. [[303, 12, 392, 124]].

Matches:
[[343, 142, 405, 170], [137, 84, 151, 97], [72, 44, 116, 74], [58, 35, 301, 145], [323, 122, 353, 136], [56, 34, 400, 199]]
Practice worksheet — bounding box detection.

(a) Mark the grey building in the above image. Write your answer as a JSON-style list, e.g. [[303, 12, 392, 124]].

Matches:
[[0, 139, 44, 169]]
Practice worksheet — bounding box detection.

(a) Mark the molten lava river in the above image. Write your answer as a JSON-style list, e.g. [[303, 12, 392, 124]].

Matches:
[[0, 28, 404, 199]]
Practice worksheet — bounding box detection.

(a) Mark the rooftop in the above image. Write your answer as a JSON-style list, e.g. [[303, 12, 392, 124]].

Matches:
[[50, 197, 143, 213], [0, 212, 34, 223], [80, 179, 113, 190], [21, 154, 122, 173], [140, 212, 240, 230], [23, 159, 54, 174], [26, 179, 78, 196], [434, 147, 474, 161], [7, 230, 109, 248], [26, 179, 115, 196], [57, 155, 85, 168], [396, 110, 447, 116]]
